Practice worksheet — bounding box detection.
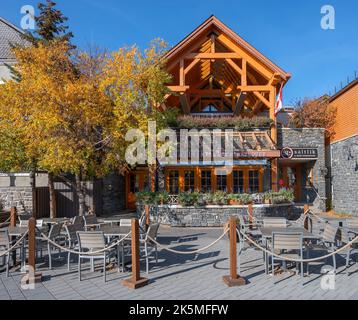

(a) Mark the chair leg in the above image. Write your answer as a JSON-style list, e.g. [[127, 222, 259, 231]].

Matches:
[[67, 251, 71, 271], [78, 256, 81, 282], [6, 253, 9, 277], [332, 254, 336, 274], [145, 243, 149, 275], [103, 255, 106, 283], [48, 243, 52, 270], [346, 249, 351, 269], [155, 245, 158, 265]]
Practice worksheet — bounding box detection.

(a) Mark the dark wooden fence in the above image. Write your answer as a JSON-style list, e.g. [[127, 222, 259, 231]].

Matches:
[[36, 178, 103, 218]]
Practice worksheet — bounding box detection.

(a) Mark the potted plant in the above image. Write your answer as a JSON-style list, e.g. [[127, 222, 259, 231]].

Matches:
[[202, 193, 213, 206], [239, 194, 254, 205], [136, 191, 155, 205], [263, 191, 273, 204], [178, 192, 200, 207], [212, 191, 228, 206], [157, 191, 169, 205], [227, 194, 240, 205]]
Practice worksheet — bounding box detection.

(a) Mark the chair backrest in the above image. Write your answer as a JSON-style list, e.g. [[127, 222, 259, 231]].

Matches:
[[77, 231, 105, 251], [72, 216, 84, 227], [83, 215, 98, 226], [272, 232, 303, 251], [0, 230, 9, 248], [120, 219, 132, 227], [19, 219, 43, 227], [65, 223, 83, 244], [322, 224, 338, 243], [146, 223, 160, 242], [346, 219, 358, 229], [48, 223, 63, 240], [263, 218, 287, 228]]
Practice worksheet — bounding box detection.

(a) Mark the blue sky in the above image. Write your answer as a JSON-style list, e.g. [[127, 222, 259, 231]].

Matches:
[[2, 0, 358, 105]]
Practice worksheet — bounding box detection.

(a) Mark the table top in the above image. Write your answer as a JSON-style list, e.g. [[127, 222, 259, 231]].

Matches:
[[260, 227, 320, 240], [7, 226, 45, 237], [99, 225, 131, 237], [42, 218, 70, 224]]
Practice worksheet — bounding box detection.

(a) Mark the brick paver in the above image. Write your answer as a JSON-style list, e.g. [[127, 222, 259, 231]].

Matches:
[[0, 225, 357, 300]]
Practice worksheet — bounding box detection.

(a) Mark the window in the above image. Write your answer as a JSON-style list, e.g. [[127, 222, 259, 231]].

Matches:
[[184, 171, 195, 192], [202, 104, 219, 113], [130, 175, 140, 193], [233, 171, 244, 193], [216, 175, 227, 192], [169, 171, 179, 194], [201, 171, 212, 192], [249, 170, 260, 193]]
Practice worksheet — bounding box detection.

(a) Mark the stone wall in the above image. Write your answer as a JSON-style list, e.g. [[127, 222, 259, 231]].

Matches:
[[278, 128, 327, 211], [331, 135, 358, 216], [0, 187, 32, 214], [138, 204, 301, 227]]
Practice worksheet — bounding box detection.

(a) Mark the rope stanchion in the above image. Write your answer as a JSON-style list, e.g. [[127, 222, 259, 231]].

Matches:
[[147, 229, 229, 255], [122, 218, 149, 289], [239, 229, 358, 263]]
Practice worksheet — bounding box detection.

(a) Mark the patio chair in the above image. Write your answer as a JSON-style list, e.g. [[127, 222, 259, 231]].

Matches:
[[45, 223, 65, 270], [346, 219, 358, 229], [263, 218, 287, 228], [19, 219, 44, 228], [64, 223, 84, 270], [339, 229, 358, 271], [293, 213, 313, 233], [140, 223, 160, 274], [0, 230, 22, 277], [271, 232, 304, 282], [72, 216, 85, 228], [120, 219, 132, 227], [77, 231, 119, 282], [306, 224, 339, 275], [83, 215, 101, 231]]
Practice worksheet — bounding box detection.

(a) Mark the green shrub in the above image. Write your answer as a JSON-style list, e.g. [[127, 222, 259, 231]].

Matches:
[[156, 191, 170, 205], [238, 194, 254, 205], [136, 191, 156, 205], [178, 192, 201, 207], [263, 189, 294, 204], [212, 191, 228, 205]]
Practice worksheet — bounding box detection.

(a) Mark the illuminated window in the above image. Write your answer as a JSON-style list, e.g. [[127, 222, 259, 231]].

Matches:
[[249, 170, 260, 193], [184, 171, 195, 192], [233, 171, 244, 193], [201, 171, 212, 192], [130, 175, 139, 193], [202, 104, 219, 113], [168, 171, 179, 194]]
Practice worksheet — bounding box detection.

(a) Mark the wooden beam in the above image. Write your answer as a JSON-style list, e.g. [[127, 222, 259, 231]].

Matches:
[[187, 88, 235, 96], [234, 92, 247, 116], [180, 93, 191, 114], [167, 86, 190, 92], [184, 59, 200, 75], [242, 59, 247, 86], [225, 59, 242, 75], [211, 34, 216, 53], [190, 95, 201, 107], [253, 91, 271, 108], [185, 52, 241, 59], [238, 85, 272, 92], [180, 59, 185, 86]]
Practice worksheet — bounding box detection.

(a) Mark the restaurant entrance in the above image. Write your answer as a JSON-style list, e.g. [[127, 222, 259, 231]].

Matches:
[[279, 164, 303, 202]]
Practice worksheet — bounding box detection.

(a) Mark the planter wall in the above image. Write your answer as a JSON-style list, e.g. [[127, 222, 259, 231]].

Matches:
[[137, 204, 301, 227]]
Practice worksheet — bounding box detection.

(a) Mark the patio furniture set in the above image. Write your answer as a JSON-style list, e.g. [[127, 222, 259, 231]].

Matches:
[[0, 214, 160, 282]]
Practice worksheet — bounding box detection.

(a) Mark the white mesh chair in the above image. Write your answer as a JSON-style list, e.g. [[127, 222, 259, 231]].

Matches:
[[83, 215, 101, 231], [64, 223, 83, 270], [77, 231, 119, 282], [0, 230, 20, 277], [140, 223, 160, 274], [263, 218, 287, 228], [340, 229, 358, 271], [271, 232, 304, 282]]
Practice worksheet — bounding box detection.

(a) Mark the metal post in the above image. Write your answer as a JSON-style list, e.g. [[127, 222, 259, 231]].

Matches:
[[248, 203, 254, 230], [10, 207, 17, 266], [122, 219, 149, 289], [223, 217, 246, 287]]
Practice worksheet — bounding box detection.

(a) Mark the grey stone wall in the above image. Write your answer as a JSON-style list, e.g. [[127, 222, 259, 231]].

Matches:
[[0, 187, 32, 214], [138, 204, 301, 227], [278, 128, 327, 211], [331, 135, 358, 216]]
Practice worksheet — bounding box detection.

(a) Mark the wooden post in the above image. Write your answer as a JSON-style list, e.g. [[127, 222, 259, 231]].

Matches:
[[248, 203, 254, 230], [27, 218, 42, 283], [303, 204, 312, 232], [145, 205, 150, 230], [122, 219, 149, 289], [10, 207, 17, 227], [223, 217, 246, 287]]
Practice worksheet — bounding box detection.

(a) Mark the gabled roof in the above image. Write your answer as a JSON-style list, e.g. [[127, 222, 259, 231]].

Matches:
[[0, 17, 27, 63], [164, 15, 291, 82]]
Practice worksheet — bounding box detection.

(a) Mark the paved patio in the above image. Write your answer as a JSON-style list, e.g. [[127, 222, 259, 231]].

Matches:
[[0, 226, 358, 300]]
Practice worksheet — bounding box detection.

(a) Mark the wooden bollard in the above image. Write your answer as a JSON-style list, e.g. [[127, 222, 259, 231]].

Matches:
[[145, 205, 150, 231], [248, 203, 254, 230], [223, 217, 246, 287], [10, 207, 17, 227], [122, 219, 149, 289], [27, 218, 42, 283]]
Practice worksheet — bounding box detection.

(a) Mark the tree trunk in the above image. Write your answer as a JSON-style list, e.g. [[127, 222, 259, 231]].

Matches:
[[30, 161, 37, 219], [48, 172, 57, 219], [76, 172, 86, 216]]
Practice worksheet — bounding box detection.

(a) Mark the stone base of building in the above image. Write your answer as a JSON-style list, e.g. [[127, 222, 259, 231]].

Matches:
[[138, 204, 302, 228]]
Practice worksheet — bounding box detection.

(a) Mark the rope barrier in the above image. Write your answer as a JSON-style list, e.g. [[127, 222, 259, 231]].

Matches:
[[0, 230, 29, 257], [38, 230, 132, 255], [146, 228, 229, 255], [239, 229, 358, 263]]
